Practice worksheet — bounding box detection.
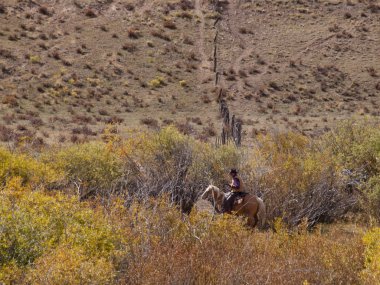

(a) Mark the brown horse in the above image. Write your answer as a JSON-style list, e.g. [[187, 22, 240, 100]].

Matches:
[[200, 185, 266, 228]]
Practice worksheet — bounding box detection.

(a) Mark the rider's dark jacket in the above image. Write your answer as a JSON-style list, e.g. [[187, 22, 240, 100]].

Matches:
[[230, 177, 243, 192]]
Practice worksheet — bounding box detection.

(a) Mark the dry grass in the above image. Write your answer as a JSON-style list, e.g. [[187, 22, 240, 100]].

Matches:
[[122, 214, 365, 285], [141, 117, 159, 129]]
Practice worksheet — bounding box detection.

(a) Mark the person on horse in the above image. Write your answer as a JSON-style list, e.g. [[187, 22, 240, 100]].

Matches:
[[222, 168, 244, 213]]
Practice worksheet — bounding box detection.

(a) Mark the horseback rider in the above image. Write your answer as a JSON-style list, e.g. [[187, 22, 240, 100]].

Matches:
[[222, 169, 244, 213]]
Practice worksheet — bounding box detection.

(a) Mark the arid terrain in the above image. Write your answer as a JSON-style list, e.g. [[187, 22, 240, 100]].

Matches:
[[1, 2, 380, 283], [0, 0, 379, 147]]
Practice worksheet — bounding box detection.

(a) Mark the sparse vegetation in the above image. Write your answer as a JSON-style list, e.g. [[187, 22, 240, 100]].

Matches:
[[0, 2, 379, 282], [367, 67, 378, 78], [38, 6, 51, 16], [163, 19, 177, 30], [0, 0, 378, 141], [0, 4, 6, 14], [151, 29, 171, 41], [149, 76, 166, 88], [122, 42, 137, 53], [84, 8, 97, 18], [141, 117, 159, 129], [127, 28, 141, 39]]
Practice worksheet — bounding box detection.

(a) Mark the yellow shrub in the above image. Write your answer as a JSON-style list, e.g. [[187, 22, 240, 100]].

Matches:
[[120, 126, 189, 169], [251, 132, 333, 192], [0, 185, 368, 285], [149, 76, 165, 88], [322, 120, 380, 220], [0, 147, 62, 187], [0, 189, 123, 284], [0, 261, 24, 285], [27, 245, 115, 285], [29, 55, 41, 64], [362, 227, 380, 283]]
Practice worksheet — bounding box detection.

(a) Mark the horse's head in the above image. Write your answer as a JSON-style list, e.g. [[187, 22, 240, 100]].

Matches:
[[200, 185, 225, 212], [201, 185, 222, 200], [201, 185, 212, 200]]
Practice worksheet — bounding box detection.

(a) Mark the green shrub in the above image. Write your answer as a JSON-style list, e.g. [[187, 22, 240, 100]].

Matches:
[[324, 120, 380, 176], [323, 120, 380, 220], [364, 176, 380, 219], [52, 142, 123, 197]]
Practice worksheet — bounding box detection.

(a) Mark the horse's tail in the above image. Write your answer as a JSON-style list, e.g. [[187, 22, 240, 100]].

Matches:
[[257, 197, 266, 229]]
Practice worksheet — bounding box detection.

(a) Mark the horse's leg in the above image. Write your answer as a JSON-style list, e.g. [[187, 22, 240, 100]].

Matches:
[[256, 199, 266, 229], [247, 214, 258, 228], [252, 214, 258, 228]]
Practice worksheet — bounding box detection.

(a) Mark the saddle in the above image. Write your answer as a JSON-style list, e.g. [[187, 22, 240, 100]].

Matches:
[[235, 192, 249, 205], [226, 192, 248, 205]]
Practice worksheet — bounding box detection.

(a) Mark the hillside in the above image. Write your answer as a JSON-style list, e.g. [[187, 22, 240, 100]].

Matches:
[[1, 2, 380, 283], [0, 0, 379, 147], [216, 0, 380, 136]]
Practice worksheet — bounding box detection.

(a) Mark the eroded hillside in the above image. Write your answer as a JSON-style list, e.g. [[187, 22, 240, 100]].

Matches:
[[215, 0, 380, 136], [0, 0, 379, 146]]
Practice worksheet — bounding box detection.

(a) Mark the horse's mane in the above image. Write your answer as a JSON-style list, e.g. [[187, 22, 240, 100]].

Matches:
[[206, 184, 220, 192], [201, 185, 224, 200]]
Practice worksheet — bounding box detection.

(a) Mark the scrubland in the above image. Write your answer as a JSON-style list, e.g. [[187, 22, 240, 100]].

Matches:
[[1, 120, 379, 284], [1, 0, 380, 283]]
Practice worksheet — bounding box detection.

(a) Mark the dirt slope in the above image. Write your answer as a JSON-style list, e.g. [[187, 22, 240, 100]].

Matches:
[[0, 0, 379, 146], [215, 0, 380, 137]]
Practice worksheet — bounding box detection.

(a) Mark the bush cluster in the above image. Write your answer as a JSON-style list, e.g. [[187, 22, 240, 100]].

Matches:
[[0, 186, 378, 284], [0, 148, 61, 187], [0, 181, 121, 284], [361, 227, 380, 283], [2, 121, 380, 222], [0, 120, 379, 283]]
